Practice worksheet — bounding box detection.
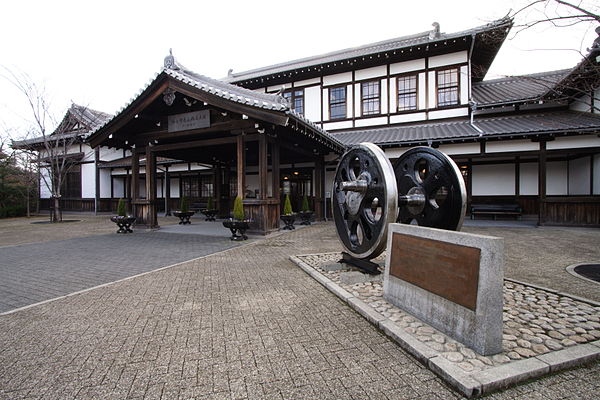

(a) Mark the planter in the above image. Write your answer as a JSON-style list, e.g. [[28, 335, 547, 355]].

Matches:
[[280, 213, 296, 230], [222, 219, 250, 241], [173, 210, 195, 224], [298, 211, 313, 225], [110, 216, 136, 233], [200, 209, 218, 221]]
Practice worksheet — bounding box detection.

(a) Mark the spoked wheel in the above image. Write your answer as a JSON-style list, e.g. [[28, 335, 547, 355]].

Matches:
[[332, 142, 398, 259], [393, 146, 466, 231]]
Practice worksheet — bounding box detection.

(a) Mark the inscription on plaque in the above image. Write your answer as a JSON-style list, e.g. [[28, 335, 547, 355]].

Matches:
[[389, 232, 481, 310], [168, 110, 210, 132]]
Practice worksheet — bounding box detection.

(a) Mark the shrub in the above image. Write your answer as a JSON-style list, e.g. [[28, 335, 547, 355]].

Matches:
[[180, 196, 189, 213], [233, 196, 245, 220], [301, 194, 311, 212], [0, 205, 26, 218], [207, 197, 213, 210], [116, 198, 127, 217], [283, 194, 293, 215]]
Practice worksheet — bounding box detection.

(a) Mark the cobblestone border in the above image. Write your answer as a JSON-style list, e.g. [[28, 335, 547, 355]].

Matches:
[[291, 253, 600, 398]]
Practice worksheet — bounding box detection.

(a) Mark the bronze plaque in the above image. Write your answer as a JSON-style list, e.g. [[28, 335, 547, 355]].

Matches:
[[389, 232, 481, 311]]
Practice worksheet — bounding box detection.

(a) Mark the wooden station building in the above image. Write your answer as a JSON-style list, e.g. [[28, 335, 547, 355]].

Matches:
[[15, 17, 600, 229]]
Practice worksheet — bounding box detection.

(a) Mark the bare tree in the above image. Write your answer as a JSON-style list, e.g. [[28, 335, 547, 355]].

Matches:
[[511, 0, 599, 34], [3, 68, 96, 222]]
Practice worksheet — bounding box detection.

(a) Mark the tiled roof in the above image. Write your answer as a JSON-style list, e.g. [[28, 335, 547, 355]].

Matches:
[[472, 70, 571, 106], [226, 18, 512, 83], [99, 156, 181, 168], [332, 111, 600, 146]]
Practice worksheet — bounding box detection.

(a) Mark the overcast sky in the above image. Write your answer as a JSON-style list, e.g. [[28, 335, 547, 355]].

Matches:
[[1, 0, 598, 138]]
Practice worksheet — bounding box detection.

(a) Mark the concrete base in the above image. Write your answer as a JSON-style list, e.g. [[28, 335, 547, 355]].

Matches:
[[383, 223, 504, 355]]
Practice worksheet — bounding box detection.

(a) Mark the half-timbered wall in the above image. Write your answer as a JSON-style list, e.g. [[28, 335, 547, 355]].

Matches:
[[258, 51, 470, 132]]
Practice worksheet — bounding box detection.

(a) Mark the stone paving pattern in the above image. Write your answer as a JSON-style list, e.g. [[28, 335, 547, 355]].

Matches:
[[299, 253, 600, 372], [0, 232, 248, 313], [0, 218, 599, 399]]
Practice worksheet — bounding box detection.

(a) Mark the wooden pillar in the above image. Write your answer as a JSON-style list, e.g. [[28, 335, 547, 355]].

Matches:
[[538, 141, 547, 226], [164, 165, 171, 216], [146, 146, 158, 228], [237, 135, 245, 198], [314, 155, 325, 220], [94, 147, 100, 215], [259, 135, 268, 200], [131, 150, 139, 218], [271, 141, 280, 200]]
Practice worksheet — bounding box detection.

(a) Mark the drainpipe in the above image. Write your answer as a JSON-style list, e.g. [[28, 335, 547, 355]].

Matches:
[[467, 34, 483, 136]]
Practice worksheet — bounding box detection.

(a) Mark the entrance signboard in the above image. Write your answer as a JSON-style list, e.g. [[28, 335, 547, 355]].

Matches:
[[168, 110, 210, 132]]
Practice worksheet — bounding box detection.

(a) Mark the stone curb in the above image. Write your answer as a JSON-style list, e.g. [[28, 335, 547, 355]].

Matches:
[[291, 255, 600, 398]]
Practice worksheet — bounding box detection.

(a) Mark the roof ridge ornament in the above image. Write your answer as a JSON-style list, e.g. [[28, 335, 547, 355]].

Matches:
[[164, 48, 179, 70], [429, 22, 441, 40]]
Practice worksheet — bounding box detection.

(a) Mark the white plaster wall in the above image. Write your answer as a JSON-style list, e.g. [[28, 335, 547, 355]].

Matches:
[[267, 83, 291, 92], [171, 177, 180, 198], [429, 107, 468, 120], [323, 121, 353, 130], [546, 161, 568, 195], [304, 86, 321, 122], [427, 71, 436, 108], [168, 163, 190, 172], [519, 163, 538, 195], [546, 135, 600, 150], [40, 168, 52, 198], [354, 84, 361, 117], [110, 168, 128, 176], [570, 94, 592, 112], [429, 51, 468, 68], [384, 147, 408, 158], [437, 143, 480, 155], [80, 145, 94, 162], [81, 163, 95, 198], [389, 77, 397, 112], [381, 78, 388, 114], [346, 84, 353, 119], [355, 65, 386, 81], [594, 155, 600, 194], [355, 117, 387, 127], [294, 77, 320, 87], [460, 65, 469, 105], [390, 59, 425, 74], [472, 164, 515, 195], [486, 140, 539, 153], [322, 88, 329, 120], [418, 72, 427, 110], [390, 112, 426, 124], [100, 147, 123, 161], [323, 72, 352, 86], [568, 157, 590, 195], [113, 177, 125, 198], [99, 169, 111, 198]]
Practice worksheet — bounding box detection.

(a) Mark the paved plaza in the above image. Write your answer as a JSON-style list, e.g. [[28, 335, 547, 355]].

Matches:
[[0, 215, 599, 399]]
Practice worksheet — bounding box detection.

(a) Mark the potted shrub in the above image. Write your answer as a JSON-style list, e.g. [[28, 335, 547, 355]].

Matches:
[[280, 194, 296, 230], [201, 197, 218, 221], [110, 198, 136, 233], [173, 196, 195, 224], [298, 194, 313, 225], [222, 195, 251, 240]]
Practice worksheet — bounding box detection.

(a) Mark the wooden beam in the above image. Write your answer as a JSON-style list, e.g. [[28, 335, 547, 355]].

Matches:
[[88, 78, 170, 148], [135, 119, 255, 143], [151, 136, 238, 153], [271, 141, 280, 201], [237, 135, 245, 198]]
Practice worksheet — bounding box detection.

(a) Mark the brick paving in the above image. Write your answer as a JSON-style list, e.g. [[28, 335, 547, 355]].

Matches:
[[0, 231, 249, 313], [0, 220, 599, 399]]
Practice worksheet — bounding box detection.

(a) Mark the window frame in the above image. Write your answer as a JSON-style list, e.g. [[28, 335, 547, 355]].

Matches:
[[436, 67, 460, 108], [396, 74, 419, 112], [360, 80, 381, 116], [283, 88, 305, 116], [328, 85, 347, 120]]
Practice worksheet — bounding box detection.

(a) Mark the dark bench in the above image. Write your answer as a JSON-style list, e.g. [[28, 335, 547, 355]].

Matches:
[[190, 202, 207, 212], [470, 204, 522, 220]]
